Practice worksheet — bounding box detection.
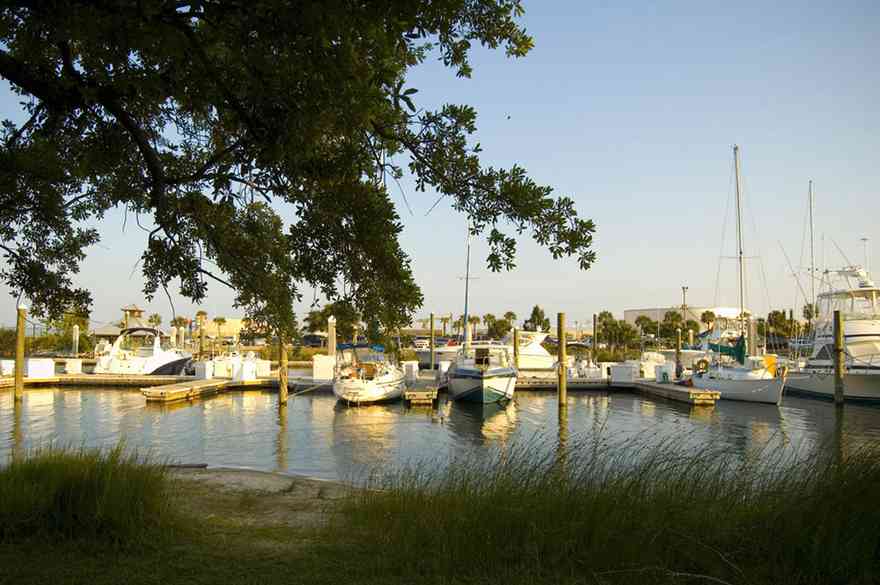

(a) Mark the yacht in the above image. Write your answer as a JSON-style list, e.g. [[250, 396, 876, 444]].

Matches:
[[786, 266, 880, 403], [333, 343, 405, 404], [446, 343, 518, 404], [94, 327, 191, 375]]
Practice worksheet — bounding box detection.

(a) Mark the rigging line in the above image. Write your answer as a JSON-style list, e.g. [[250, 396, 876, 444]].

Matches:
[[740, 165, 773, 312], [778, 241, 809, 307], [830, 237, 853, 267], [424, 193, 445, 217], [714, 154, 736, 307]]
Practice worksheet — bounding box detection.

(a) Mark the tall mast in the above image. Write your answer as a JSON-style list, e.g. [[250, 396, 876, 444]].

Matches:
[[733, 145, 745, 336], [809, 180, 816, 316], [462, 223, 472, 347]]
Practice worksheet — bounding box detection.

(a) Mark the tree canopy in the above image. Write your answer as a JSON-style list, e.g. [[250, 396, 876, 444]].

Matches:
[[0, 1, 597, 334], [523, 305, 550, 332]]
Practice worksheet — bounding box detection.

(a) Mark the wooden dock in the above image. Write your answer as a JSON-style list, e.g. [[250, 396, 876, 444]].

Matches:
[[0, 373, 193, 389], [627, 380, 719, 406], [404, 387, 438, 406], [141, 378, 233, 402]]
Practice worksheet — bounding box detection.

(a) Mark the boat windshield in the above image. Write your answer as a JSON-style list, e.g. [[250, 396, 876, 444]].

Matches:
[[456, 346, 511, 368], [338, 346, 389, 366], [818, 288, 880, 321]]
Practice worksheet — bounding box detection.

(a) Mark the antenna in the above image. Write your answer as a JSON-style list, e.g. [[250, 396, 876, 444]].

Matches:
[[862, 237, 871, 273]]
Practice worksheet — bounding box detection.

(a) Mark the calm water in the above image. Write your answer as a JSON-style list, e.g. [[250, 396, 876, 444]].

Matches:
[[2, 387, 879, 480]]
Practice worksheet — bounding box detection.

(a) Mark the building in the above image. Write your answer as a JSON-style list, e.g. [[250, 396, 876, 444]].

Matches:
[[623, 306, 751, 330]]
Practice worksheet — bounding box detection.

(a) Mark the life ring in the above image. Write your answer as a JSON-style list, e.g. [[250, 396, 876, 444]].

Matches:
[[695, 359, 709, 373]]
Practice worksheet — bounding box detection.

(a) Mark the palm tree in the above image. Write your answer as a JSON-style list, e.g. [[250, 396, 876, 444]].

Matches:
[[700, 310, 716, 332], [440, 315, 450, 336], [503, 311, 516, 325], [147, 313, 162, 328]]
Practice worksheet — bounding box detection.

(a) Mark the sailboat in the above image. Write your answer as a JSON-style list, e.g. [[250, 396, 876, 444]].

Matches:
[[690, 145, 786, 405], [445, 225, 518, 403]]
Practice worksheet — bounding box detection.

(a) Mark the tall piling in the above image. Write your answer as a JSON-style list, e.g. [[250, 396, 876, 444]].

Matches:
[[557, 312, 567, 408], [72, 324, 80, 355], [675, 327, 682, 378], [327, 316, 336, 358], [429, 312, 435, 371], [592, 313, 597, 362], [833, 310, 845, 405], [198, 315, 205, 359], [513, 328, 520, 369], [278, 335, 289, 405], [14, 304, 26, 401]]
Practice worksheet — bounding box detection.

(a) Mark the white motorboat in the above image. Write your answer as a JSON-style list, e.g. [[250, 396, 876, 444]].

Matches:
[[786, 266, 880, 403], [687, 146, 786, 405], [333, 343, 405, 404], [446, 343, 518, 404], [93, 327, 191, 375]]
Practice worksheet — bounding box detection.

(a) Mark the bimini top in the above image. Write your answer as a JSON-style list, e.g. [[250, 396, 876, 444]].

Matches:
[[118, 327, 164, 337], [337, 342, 385, 352]]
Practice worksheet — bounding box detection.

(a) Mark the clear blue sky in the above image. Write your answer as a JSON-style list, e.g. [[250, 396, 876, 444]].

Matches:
[[2, 0, 878, 329]]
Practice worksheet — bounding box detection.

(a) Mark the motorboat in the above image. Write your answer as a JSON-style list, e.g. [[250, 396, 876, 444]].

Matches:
[[93, 327, 191, 375], [415, 337, 462, 368], [333, 343, 405, 405], [786, 266, 880, 403], [446, 343, 518, 404]]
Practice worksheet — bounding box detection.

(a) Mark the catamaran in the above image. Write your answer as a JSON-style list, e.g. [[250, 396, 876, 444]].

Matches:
[[333, 343, 406, 405], [689, 145, 786, 405]]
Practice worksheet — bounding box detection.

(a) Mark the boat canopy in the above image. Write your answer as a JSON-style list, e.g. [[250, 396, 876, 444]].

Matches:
[[709, 335, 746, 365], [337, 343, 385, 352]]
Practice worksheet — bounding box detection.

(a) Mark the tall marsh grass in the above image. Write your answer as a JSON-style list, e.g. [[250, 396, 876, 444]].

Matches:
[[333, 434, 880, 584], [0, 445, 173, 544]]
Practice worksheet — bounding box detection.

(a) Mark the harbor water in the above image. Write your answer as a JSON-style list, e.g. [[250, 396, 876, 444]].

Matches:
[[2, 387, 878, 481]]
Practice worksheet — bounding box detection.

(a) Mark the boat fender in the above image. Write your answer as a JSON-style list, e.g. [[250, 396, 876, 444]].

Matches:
[[695, 359, 709, 373]]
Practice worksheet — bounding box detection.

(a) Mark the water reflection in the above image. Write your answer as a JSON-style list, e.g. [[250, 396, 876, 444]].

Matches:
[[2, 387, 879, 480]]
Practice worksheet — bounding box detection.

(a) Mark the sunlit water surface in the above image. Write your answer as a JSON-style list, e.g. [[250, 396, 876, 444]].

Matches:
[[2, 387, 878, 480]]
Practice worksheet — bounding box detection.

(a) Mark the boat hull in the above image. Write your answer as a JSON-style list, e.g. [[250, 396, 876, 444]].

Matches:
[[447, 368, 517, 404], [333, 375, 405, 404], [692, 374, 785, 405], [786, 371, 880, 404]]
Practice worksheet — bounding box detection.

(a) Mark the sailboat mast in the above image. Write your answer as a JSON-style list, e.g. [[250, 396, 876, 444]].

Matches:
[[809, 180, 816, 316], [462, 225, 471, 347], [733, 145, 745, 336]]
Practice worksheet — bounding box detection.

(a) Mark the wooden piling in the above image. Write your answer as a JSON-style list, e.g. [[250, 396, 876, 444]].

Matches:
[[198, 314, 205, 359], [833, 310, 845, 405], [675, 327, 682, 377], [513, 328, 520, 369], [557, 312, 567, 407], [327, 316, 336, 358], [72, 324, 79, 355], [429, 312, 435, 371], [14, 305, 26, 401], [592, 313, 597, 361], [278, 336, 289, 405]]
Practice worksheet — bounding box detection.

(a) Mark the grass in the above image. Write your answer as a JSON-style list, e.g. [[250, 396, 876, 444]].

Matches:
[[0, 444, 173, 544], [1, 438, 878, 584]]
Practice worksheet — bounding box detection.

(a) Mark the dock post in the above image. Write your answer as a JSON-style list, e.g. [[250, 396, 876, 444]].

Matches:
[[198, 315, 205, 359], [327, 316, 336, 358], [278, 335, 289, 405], [592, 313, 597, 362], [675, 327, 682, 378], [688, 328, 694, 347], [14, 304, 26, 401], [833, 310, 845, 405], [513, 328, 520, 369], [429, 312, 435, 371], [72, 324, 79, 355], [557, 312, 567, 407]]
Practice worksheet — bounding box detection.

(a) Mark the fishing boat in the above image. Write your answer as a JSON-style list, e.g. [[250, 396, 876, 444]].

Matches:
[[333, 343, 405, 404], [445, 222, 518, 403], [786, 266, 880, 403], [446, 343, 518, 403], [689, 145, 786, 405], [93, 327, 191, 375]]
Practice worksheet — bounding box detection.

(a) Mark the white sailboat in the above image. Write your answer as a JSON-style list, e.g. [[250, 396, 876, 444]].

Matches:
[[333, 343, 405, 404], [690, 145, 786, 405], [446, 224, 518, 404]]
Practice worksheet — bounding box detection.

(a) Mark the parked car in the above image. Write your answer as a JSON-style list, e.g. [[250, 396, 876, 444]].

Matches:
[[301, 334, 325, 348]]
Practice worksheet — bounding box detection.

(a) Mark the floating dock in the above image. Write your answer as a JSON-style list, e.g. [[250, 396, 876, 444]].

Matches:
[[404, 387, 438, 406], [0, 373, 193, 389], [617, 380, 719, 406], [141, 378, 233, 402]]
